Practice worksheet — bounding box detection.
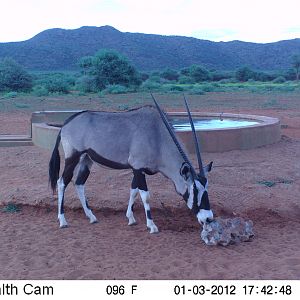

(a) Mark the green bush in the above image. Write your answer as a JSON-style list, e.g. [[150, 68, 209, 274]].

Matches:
[[32, 85, 49, 97], [76, 75, 97, 93], [188, 85, 205, 95], [80, 49, 141, 90], [148, 75, 161, 83], [218, 78, 238, 84], [235, 66, 255, 82], [140, 79, 162, 91], [162, 84, 185, 92], [274, 85, 295, 92], [34, 73, 75, 94], [0, 58, 32, 92], [42, 74, 70, 94], [178, 75, 195, 84], [272, 76, 286, 83], [201, 83, 218, 92], [211, 70, 234, 81], [2, 91, 18, 99], [103, 84, 132, 94], [160, 68, 179, 81], [188, 65, 211, 82]]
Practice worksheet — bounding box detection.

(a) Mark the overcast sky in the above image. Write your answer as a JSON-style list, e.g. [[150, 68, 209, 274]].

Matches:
[[1, 0, 300, 43]]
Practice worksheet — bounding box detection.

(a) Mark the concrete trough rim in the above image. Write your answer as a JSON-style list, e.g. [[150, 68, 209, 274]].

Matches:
[[31, 110, 281, 153]]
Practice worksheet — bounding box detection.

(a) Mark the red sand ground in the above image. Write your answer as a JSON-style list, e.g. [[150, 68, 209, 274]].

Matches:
[[0, 108, 300, 279]]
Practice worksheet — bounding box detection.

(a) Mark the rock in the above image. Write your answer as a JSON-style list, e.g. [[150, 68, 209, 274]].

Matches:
[[200, 217, 254, 246]]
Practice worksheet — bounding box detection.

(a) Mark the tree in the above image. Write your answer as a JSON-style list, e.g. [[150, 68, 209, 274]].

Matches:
[[79, 50, 141, 90], [78, 56, 93, 75], [292, 54, 300, 81], [235, 66, 254, 82], [160, 68, 179, 81], [0, 58, 32, 92], [188, 65, 211, 82]]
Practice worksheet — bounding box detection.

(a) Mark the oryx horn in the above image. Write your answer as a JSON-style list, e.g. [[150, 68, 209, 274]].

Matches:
[[151, 94, 195, 174], [183, 94, 204, 177]]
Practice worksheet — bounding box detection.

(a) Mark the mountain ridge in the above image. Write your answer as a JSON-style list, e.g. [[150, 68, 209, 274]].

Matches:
[[0, 25, 299, 71]]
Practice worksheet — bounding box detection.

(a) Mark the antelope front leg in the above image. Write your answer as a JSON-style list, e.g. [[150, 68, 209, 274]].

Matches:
[[139, 190, 159, 234], [130, 169, 159, 233], [126, 188, 138, 225]]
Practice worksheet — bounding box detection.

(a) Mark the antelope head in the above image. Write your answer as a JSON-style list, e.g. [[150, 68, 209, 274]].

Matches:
[[151, 94, 214, 225]]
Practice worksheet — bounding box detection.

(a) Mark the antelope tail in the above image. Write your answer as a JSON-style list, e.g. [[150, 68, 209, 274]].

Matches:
[[48, 131, 61, 192]]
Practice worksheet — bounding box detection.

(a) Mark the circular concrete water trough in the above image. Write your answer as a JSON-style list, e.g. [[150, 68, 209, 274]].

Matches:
[[31, 110, 281, 153]]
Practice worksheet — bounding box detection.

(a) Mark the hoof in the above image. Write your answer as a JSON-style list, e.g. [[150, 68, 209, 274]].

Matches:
[[59, 224, 68, 229], [148, 225, 159, 234], [128, 221, 138, 226], [90, 219, 99, 224]]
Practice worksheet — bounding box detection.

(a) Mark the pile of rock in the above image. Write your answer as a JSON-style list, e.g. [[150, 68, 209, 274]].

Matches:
[[201, 217, 254, 246]]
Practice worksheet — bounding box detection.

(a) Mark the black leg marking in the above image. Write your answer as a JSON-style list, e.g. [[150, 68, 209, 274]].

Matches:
[[85, 200, 90, 210], [62, 154, 81, 187], [146, 210, 152, 220], [131, 169, 148, 191], [75, 165, 90, 185], [60, 192, 65, 214], [59, 153, 80, 219]]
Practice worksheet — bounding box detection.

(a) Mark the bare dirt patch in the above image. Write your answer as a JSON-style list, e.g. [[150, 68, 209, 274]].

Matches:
[[0, 95, 300, 279]]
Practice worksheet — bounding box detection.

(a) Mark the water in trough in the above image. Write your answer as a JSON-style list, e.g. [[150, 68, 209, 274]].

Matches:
[[172, 118, 259, 131]]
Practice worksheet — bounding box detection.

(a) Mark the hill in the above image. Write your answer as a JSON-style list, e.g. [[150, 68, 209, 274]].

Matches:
[[0, 25, 300, 71]]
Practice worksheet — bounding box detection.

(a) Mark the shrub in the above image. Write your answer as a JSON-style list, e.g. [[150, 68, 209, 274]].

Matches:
[[253, 71, 272, 81], [148, 75, 161, 83], [140, 79, 162, 91], [211, 70, 234, 81], [34, 73, 75, 94], [218, 78, 238, 84], [0, 58, 32, 92], [139, 72, 149, 81], [201, 83, 218, 92], [76, 75, 97, 93], [80, 49, 141, 90], [42, 74, 70, 94], [160, 68, 179, 81], [188, 85, 205, 95], [162, 84, 185, 92], [32, 85, 49, 97], [272, 76, 286, 83], [178, 75, 195, 84], [103, 84, 131, 94], [189, 65, 211, 82], [2, 91, 18, 99], [235, 66, 255, 82]]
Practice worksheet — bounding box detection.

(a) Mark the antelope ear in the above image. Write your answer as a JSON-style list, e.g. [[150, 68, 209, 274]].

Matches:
[[180, 162, 192, 180], [203, 161, 213, 175]]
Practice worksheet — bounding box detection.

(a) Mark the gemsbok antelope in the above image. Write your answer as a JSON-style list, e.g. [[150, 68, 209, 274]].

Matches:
[[49, 95, 213, 232]]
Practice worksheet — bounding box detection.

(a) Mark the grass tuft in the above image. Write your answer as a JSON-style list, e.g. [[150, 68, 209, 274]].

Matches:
[[1, 202, 22, 213]]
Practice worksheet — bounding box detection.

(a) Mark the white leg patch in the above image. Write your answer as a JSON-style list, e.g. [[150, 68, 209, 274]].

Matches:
[[58, 214, 68, 228], [57, 178, 68, 228], [139, 190, 159, 234], [126, 188, 138, 225], [75, 184, 98, 224]]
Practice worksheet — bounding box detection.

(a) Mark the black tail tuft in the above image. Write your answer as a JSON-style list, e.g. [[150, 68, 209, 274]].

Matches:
[[49, 131, 61, 193]]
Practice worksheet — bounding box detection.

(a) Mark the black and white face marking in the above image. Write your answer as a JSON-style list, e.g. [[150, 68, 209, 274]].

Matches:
[[194, 178, 213, 225], [184, 177, 213, 225]]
